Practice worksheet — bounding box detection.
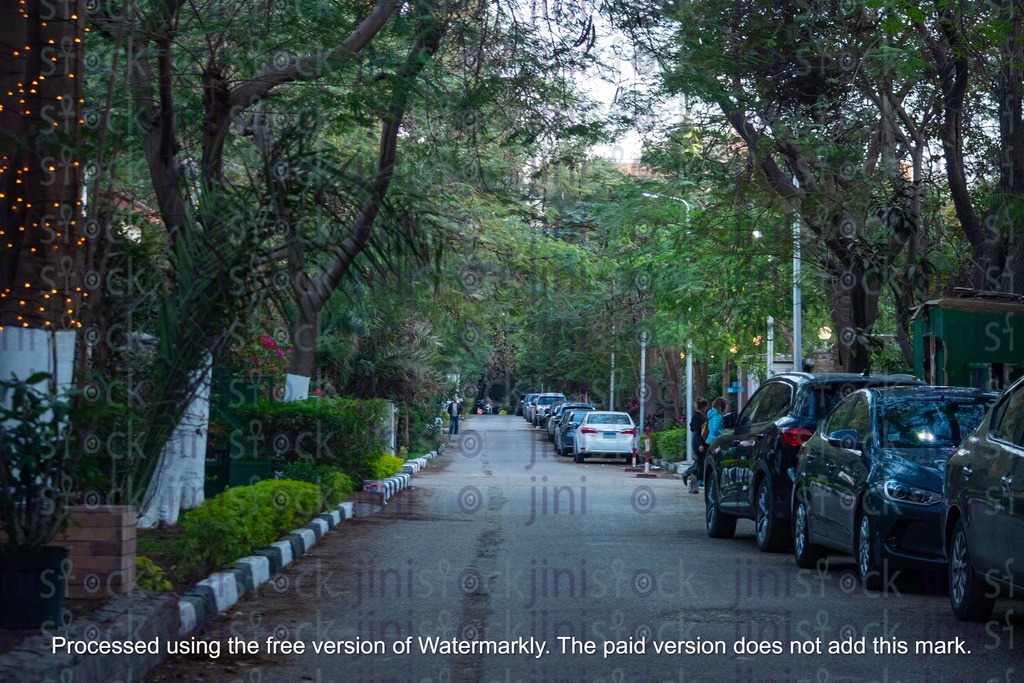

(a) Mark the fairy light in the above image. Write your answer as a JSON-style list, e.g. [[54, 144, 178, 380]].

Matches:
[[0, 3, 85, 330]]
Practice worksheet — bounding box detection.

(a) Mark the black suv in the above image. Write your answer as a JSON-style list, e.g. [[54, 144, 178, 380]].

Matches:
[[704, 372, 922, 552]]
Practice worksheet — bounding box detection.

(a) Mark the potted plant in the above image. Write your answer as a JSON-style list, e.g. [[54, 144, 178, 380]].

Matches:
[[0, 373, 80, 629]]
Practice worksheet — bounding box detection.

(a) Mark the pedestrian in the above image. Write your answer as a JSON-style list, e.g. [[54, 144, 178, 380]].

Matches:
[[682, 397, 709, 489], [447, 395, 463, 436], [703, 397, 729, 469]]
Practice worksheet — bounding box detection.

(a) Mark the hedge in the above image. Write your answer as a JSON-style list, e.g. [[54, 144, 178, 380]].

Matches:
[[178, 479, 320, 575], [280, 460, 355, 507], [365, 453, 404, 480], [651, 428, 687, 462], [232, 397, 389, 481]]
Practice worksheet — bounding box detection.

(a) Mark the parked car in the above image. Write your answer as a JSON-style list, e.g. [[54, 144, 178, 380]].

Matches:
[[944, 374, 1024, 620], [522, 393, 539, 421], [790, 385, 996, 589], [704, 372, 923, 552], [556, 407, 596, 456], [549, 403, 594, 442], [517, 393, 538, 417], [532, 392, 566, 427], [572, 411, 637, 463]]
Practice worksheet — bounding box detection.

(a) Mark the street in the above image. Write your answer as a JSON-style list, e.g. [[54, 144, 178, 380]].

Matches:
[[146, 415, 1022, 683]]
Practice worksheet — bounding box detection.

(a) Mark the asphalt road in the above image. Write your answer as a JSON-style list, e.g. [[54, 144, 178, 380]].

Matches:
[[146, 414, 1023, 683]]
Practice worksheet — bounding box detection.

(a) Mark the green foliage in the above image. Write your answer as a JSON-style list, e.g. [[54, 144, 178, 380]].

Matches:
[[281, 461, 354, 507], [178, 480, 320, 575], [232, 398, 388, 481], [0, 375, 82, 552], [651, 428, 687, 463], [365, 454, 405, 480], [135, 556, 173, 592]]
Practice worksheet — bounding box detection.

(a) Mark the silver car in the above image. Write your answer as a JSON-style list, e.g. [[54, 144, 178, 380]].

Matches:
[[572, 411, 637, 463], [531, 392, 566, 427]]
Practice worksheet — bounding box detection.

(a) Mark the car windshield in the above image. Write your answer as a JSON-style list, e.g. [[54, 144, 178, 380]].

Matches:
[[876, 396, 991, 448], [539, 396, 561, 405], [587, 413, 632, 425]]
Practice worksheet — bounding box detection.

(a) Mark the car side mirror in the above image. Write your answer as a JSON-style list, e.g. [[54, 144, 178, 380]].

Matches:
[[722, 412, 736, 430], [826, 429, 861, 451]]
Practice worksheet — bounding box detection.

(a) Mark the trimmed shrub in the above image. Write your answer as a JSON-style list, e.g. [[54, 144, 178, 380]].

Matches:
[[178, 479, 320, 574], [281, 460, 354, 507], [135, 556, 173, 592], [365, 453, 405, 480], [651, 428, 687, 462], [232, 397, 389, 481]]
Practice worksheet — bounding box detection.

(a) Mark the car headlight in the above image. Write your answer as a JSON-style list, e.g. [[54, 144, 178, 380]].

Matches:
[[879, 480, 941, 506]]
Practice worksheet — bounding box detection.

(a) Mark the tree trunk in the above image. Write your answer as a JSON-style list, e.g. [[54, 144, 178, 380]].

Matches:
[[138, 357, 212, 527], [694, 358, 709, 399], [281, 18, 446, 400], [0, 2, 84, 333]]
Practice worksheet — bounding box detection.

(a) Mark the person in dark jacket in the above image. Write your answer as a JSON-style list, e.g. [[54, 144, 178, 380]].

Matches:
[[682, 397, 709, 487], [447, 395, 463, 435]]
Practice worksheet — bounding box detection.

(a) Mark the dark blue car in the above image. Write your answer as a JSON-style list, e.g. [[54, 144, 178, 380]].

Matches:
[[792, 385, 997, 590], [555, 406, 595, 456]]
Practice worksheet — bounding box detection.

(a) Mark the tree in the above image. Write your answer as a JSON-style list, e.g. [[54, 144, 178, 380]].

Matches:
[[0, 1, 84, 392], [605, 0, 955, 371], [80, 0, 412, 524]]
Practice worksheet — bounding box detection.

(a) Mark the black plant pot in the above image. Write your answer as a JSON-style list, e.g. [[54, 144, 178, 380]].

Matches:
[[0, 546, 68, 629]]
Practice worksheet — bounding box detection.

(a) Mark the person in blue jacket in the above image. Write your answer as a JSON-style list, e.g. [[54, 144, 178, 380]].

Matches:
[[703, 396, 729, 456]]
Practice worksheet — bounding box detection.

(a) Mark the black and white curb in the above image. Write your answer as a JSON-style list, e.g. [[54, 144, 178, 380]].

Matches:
[[363, 450, 437, 504], [178, 452, 440, 635]]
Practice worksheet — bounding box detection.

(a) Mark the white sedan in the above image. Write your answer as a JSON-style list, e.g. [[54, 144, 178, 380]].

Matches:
[[572, 411, 637, 463]]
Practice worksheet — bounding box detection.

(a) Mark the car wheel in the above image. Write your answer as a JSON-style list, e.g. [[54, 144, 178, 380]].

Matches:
[[949, 518, 996, 621], [755, 477, 791, 552], [793, 495, 826, 569], [705, 474, 736, 538], [573, 449, 584, 464], [857, 511, 882, 591]]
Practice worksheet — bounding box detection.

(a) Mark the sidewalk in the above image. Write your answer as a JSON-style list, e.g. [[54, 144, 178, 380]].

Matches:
[[0, 449, 442, 683]]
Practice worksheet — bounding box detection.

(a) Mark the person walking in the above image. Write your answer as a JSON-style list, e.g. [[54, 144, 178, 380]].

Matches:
[[682, 397, 709, 490], [447, 395, 463, 436]]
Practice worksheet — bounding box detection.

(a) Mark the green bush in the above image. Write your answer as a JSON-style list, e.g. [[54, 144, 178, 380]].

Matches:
[[232, 397, 388, 481], [365, 453, 405, 480], [281, 460, 354, 507], [178, 479, 320, 575], [135, 555, 173, 592], [651, 428, 687, 462]]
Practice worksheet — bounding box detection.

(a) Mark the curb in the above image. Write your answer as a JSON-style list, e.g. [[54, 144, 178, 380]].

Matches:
[[177, 452, 436, 636]]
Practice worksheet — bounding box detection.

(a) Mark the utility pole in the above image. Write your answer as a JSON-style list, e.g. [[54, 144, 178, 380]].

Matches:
[[685, 343, 693, 464], [792, 177, 802, 373], [609, 324, 616, 411], [638, 331, 647, 429]]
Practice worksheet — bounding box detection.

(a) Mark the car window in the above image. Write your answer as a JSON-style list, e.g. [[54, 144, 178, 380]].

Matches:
[[738, 386, 767, 427], [797, 383, 861, 420], [846, 398, 870, 442], [823, 396, 857, 435], [990, 386, 1024, 444], [586, 413, 632, 425], [755, 382, 793, 423], [879, 395, 993, 448]]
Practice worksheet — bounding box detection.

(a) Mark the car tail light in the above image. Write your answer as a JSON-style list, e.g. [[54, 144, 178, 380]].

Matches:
[[780, 428, 814, 448], [621, 428, 637, 435], [580, 427, 598, 434]]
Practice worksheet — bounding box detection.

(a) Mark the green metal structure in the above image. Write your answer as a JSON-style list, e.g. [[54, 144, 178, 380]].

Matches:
[[912, 298, 1024, 390]]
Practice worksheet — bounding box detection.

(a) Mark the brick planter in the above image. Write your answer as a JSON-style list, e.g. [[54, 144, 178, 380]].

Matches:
[[51, 505, 137, 599]]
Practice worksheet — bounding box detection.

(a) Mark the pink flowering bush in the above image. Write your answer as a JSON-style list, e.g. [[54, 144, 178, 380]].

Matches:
[[227, 321, 292, 382]]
